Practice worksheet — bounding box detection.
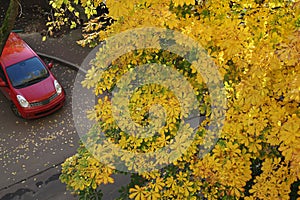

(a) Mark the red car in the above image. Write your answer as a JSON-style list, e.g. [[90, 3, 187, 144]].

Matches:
[[0, 32, 65, 119]]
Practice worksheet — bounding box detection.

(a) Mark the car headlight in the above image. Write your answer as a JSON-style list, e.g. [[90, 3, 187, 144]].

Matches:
[[54, 80, 62, 94], [17, 95, 29, 108]]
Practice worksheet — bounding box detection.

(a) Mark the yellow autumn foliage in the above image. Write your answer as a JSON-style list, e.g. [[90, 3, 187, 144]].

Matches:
[[51, 0, 300, 199]]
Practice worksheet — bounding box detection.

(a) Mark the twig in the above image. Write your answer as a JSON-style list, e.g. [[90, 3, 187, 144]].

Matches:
[[17, 0, 22, 17]]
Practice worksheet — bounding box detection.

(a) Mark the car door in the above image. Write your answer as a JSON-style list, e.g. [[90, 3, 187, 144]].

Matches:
[[0, 64, 11, 100]]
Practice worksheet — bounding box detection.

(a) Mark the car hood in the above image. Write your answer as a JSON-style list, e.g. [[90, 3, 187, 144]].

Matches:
[[15, 77, 56, 102]]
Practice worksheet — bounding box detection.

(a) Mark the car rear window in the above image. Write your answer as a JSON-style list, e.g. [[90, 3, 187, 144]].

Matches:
[[6, 57, 49, 89]]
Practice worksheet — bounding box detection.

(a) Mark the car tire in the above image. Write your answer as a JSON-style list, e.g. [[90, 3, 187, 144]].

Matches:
[[11, 103, 22, 118]]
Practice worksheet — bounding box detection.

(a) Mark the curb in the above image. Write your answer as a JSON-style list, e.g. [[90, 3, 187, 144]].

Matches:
[[36, 52, 87, 74]]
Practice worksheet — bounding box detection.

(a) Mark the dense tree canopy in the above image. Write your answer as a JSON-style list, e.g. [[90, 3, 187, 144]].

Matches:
[[49, 0, 300, 199]]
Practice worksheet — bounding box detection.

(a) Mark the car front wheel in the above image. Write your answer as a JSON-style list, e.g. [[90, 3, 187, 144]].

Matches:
[[11, 103, 22, 118]]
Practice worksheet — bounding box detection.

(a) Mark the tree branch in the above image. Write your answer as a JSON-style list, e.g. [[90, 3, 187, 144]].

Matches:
[[0, 0, 19, 56]]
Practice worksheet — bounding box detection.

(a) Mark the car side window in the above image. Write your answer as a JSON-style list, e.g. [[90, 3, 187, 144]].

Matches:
[[0, 64, 7, 83]]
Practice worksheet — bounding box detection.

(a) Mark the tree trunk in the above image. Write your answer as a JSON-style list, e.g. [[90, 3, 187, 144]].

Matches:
[[0, 0, 19, 56]]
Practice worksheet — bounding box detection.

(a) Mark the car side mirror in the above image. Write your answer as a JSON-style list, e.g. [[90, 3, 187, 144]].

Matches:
[[0, 80, 6, 87], [48, 62, 54, 69]]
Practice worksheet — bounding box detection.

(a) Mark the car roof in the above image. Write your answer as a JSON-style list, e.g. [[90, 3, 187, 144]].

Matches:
[[0, 32, 36, 68]]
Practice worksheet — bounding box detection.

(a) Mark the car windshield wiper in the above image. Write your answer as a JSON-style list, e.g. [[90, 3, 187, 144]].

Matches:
[[30, 74, 49, 82], [14, 74, 49, 88]]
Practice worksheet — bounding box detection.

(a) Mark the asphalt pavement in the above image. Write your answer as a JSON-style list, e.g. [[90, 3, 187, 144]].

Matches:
[[0, 30, 130, 200]]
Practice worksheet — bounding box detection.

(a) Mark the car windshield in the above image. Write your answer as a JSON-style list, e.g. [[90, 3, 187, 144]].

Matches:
[[6, 57, 49, 89]]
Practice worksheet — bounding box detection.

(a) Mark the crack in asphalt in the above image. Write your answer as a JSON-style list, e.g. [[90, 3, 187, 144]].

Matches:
[[0, 160, 63, 193], [0, 188, 35, 200]]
